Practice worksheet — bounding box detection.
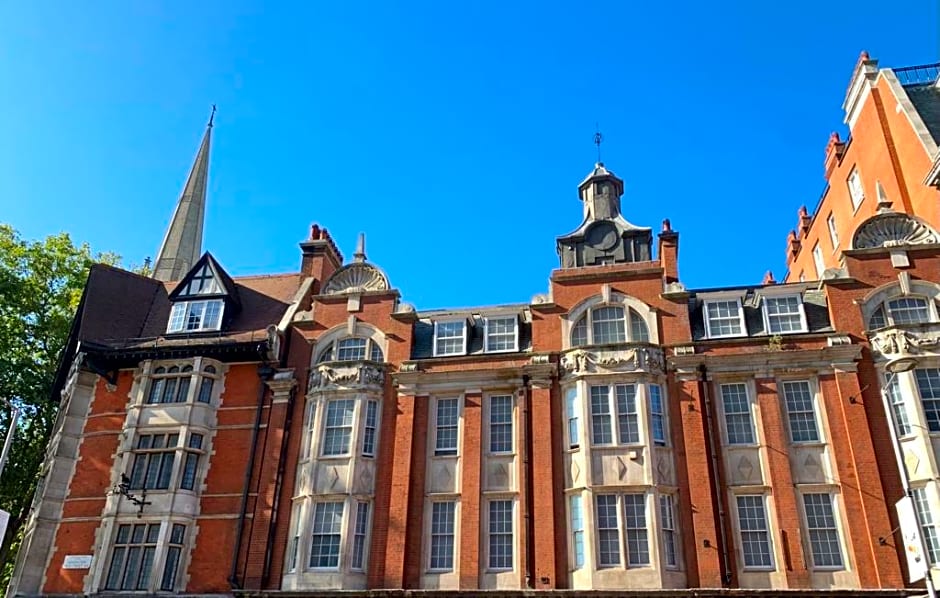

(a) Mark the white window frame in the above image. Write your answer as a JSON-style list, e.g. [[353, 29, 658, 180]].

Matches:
[[660, 494, 679, 569], [915, 368, 940, 434], [569, 494, 585, 569], [309, 501, 345, 569], [812, 243, 826, 279], [735, 494, 775, 570], [594, 493, 650, 569], [350, 501, 372, 571], [589, 384, 640, 446], [428, 500, 457, 571], [103, 521, 188, 592], [433, 397, 460, 457], [565, 387, 580, 450], [316, 336, 384, 363], [321, 399, 355, 457], [361, 399, 379, 457], [913, 486, 940, 564], [486, 499, 514, 571], [167, 299, 224, 333], [781, 380, 821, 443], [762, 295, 808, 334], [487, 395, 514, 455], [801, 493, 845, 570], [433, 320, 468, 357], [649, 384, 667, 447], [827, 213, 839, 250], [703, 298, 746, 339], [847, 167, 864, 210], [720, 382, 756, 445], [569, 304, 651, 347], [483, 316, 519, 353]]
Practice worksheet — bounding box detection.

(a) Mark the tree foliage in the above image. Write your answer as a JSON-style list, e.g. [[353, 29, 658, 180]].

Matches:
[[0, 224, 117, 584]]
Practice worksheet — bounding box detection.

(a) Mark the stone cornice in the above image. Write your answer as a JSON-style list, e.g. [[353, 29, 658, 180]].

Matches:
[[668, 344, 863, 378]]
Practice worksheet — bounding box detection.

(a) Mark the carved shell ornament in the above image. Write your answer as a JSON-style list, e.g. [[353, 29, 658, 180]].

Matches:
[[322, 263, 389, 295], [852, 212, 940, 250]]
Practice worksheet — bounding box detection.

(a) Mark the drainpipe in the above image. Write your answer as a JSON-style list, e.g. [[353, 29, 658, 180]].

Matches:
[[521, 374, 535, 589], [229, 361, 275, 589], [262, 380, 297, 585], [699, 363, 732, 585]]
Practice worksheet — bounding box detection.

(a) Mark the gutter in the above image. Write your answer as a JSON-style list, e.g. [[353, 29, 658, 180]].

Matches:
[[699, 364, 732, 585], [229, 358, 275, 589]]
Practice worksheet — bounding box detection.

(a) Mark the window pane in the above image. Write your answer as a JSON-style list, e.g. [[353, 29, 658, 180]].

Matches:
[[167, 303, 186, 333], [766, 296, 804, 333], [435, 321, 465, 355], [370, 341, 384, 362], [435, 398, 459, 456], [590, 386, 612, 445], [913, 488, 940, 564], [629, 309, 649, 342], [309, 503, 344, 568], [624, 494, 649, 566], [595, 495, 621, 566], [737, 495, 773, 568], [616, 385, 639, 444], [337, 338, 367, 361], [160, 546, 181, 591], [869, 305, 887, 330], [570, 495, 584, 569], [488, 500, 513, 569], [887, 375, 912, 437], [197, 377, 214, 403], [803, 494, 843, 568], [571, 315, 588, 347], [430, 502, 456, 570], [649, 385, 666, 445], [660, 495, 678, 567], [721, 384, 755, 444], [916, 369, 940, 433], [362, 400, 378, 457], [565, 387, 580, 448], [323, 400, 355, 456], [592, 306, 626, 344], [351, 502, 370, 570], [489, 395, 513, 453], [486, 317, 517, 352], [181, 453, 199, 491], [888, 297, 930, 325], [706, 300, 743, 337], [782, 381, 819, 442]]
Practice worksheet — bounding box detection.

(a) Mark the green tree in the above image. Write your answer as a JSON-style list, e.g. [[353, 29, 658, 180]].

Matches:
[[0, 225, 117, 584]]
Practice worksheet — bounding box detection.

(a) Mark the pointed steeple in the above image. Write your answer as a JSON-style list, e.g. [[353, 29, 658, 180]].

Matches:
[[152, 108, 214, 282]]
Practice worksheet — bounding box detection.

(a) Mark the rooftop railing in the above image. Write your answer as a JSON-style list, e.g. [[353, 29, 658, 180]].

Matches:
[[894, 63, 940, 86]]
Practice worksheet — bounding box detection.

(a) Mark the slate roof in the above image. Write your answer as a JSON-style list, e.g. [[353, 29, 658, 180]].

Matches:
[[688, 283, 832, 342], [906, 83, 940, 145], [77, 264, 304, 350], [411, 305, 532, 359]]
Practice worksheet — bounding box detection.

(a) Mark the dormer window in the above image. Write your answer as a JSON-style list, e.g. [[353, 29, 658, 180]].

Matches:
[[317, 337, 384, 363], [869, 297, 934, 329], [434, 320, 467, 356], [484, 316, 518, 353], [704, 299, 745, 338], [165, 253, 240, 335], [763, 296, 807, 334], [570, 306, 649, 347], [167, 300, 224, 333]]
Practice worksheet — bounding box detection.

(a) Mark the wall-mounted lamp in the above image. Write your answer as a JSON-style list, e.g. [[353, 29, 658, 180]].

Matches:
[[110, 473, 151, 518]]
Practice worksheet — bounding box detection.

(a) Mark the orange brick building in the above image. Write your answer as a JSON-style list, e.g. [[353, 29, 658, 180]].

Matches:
[[9, 55, 940, 597]]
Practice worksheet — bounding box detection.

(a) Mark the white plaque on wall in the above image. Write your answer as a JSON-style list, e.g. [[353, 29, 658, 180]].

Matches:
[[62, 555, 93, 570]]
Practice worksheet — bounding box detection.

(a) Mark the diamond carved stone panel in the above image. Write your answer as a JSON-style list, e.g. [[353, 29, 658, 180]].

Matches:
[[313, 463, 349, 494], [429, 461, 457, 494]]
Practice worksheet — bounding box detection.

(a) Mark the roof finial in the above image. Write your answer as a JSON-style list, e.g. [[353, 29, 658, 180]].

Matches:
[[353, 232, 367, 263], [594, 123, 603, 164], [208, 104, 216, 128]]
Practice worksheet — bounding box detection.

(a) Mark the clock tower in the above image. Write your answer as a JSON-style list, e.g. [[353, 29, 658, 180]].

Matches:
[[556, 162, 653, 268]]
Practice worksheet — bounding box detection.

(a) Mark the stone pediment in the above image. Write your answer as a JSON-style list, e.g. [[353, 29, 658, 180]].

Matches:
[[307, 362, 385, 392], [560, 346, 664, 377]]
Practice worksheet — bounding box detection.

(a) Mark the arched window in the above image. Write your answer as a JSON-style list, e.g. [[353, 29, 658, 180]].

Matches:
[[570, 306, 650, 347], [317, 337, 385, 363], [869, 296, 934, 330]]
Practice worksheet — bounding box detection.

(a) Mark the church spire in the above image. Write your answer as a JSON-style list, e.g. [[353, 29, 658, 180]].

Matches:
[[152, 108, 214, 282]]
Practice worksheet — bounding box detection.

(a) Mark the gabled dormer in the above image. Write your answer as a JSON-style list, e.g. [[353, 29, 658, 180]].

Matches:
[[165, 252, 241, 334]]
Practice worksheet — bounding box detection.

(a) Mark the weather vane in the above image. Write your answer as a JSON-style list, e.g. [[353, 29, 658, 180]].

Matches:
[[594, 123, 603, 163]]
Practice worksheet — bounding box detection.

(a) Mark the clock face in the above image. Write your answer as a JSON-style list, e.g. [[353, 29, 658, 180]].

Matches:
[[586, 222, 619, 252]]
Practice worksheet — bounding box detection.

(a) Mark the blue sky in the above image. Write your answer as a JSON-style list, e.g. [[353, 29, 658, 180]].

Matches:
[[1, 2, 937, 309]]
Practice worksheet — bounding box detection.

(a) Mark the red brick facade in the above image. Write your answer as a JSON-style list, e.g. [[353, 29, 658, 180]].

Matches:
[[9, 55, 940, 597]]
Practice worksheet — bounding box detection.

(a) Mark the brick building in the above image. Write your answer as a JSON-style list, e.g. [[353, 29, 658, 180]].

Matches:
[[8, 55, 940, 596]]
